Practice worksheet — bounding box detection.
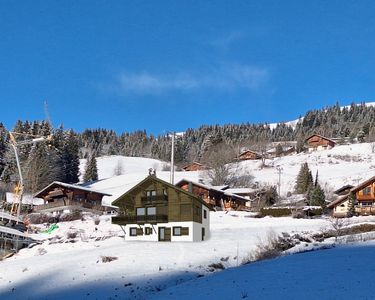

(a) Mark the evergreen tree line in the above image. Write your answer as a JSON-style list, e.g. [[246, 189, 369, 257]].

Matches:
[[2, 102, 375, 191], [0, 121, 80, 194], [77, 102, 375, 163]]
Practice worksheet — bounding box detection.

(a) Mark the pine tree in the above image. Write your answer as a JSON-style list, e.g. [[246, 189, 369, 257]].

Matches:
[[84, 153, 98, 182], [347, 192, 356, 217], [62, 130, 80, 183], [275, 144, 283, 157], [308, 184, 326, 207], [295, 163, 313, 194]]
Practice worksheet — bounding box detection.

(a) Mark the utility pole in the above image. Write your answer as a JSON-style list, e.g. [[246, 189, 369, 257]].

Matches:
[[8, 132, 50, 223], [170, 132, 175, 184], [276, 166, 283, 197]]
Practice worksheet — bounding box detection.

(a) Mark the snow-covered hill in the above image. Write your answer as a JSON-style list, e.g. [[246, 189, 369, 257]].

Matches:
[[79, 155, 168, 181], [237, 142, 375, 197], [81, 143, 375, 206]]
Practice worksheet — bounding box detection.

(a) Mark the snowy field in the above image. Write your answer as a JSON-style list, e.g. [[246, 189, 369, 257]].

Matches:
[[1, 213, 375, 299], [237, 142, 375, 197], [150, 242, 375, 300], [81, 142, 375, 205]]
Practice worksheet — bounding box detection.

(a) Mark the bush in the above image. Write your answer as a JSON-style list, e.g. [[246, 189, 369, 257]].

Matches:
[[260, 207, 292, 217], [67, 231, 78, 239], [59, 211, 82, 222], [101, 256, 118, 263]]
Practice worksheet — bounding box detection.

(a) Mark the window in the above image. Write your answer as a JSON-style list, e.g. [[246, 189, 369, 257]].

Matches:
[[195, 206, 201, 216], [145, 227, 152, 235], [203, 209, 207, 219], [173, 227, 189, 236], [363, 186, 371, 195], [136, 207, 145, 216], [147, 207, 156, 215], [173, 227, 181, 236], [146, 190, 156, 197], [181, 204, 191, 215], [130, 228, 137, 236]]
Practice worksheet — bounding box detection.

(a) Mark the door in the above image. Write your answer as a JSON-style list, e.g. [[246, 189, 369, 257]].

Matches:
[[158, 227, 171, 241], [202, 227, 205, 241]]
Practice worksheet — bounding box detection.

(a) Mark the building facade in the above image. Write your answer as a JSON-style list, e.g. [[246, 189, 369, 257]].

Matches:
[[112, 176, 211, 242]]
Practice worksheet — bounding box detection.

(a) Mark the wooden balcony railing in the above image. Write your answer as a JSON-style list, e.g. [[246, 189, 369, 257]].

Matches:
[[141, 195, 168, 205], [112, 214, 168, 225]]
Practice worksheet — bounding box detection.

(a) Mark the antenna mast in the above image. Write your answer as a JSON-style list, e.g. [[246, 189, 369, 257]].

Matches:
[[170, 132, 175, 184]]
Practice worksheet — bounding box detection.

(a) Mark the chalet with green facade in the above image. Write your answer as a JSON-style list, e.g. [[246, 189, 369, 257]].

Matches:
[[112, 176, 212, 242]]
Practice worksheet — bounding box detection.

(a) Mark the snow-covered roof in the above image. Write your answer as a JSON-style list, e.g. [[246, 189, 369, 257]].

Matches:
[[34, 181, 112, 198], [305, 134, 336, 144], [0, 225, 30, 238], [0, 211, 23, 223], [211, 185, 229, 190], [175, 179, 249, 203], [224, 188, 256, 194], [85, 171, 202, 206], [6, 193, 44, 206]]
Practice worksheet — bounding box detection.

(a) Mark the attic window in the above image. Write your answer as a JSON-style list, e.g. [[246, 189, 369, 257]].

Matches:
[[146, 190, 156, 197], [363, 186, 371, 195]]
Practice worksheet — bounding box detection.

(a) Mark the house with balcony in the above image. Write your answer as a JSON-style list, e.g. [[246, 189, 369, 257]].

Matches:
[[328, 176, 375, 217], [112, 175, 212, 242], [175, 179, 249, 211], [33, 181, 112, 213]]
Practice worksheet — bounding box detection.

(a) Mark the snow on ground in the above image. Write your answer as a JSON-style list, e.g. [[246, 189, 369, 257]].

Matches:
[[79, 155, 169, 181], [78, 143, 375, 207], [3, 212, 367, 300], [237, 142, 375, 197], [149, 241, 375, 300]]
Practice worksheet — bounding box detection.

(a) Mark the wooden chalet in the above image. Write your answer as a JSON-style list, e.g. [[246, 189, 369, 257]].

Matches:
[[305, 134, 336, 152], [238, 150, 261, 161], [34, 181, 111, 213], [112, 176, 212, 242], [175, 179, 249, 211], [328, 176, 375, 217], [182, 162, 205, 172]]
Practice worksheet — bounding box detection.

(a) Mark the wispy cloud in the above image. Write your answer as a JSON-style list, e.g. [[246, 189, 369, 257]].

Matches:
[[210, 31, 246, 51], [115, 64, 269, 95]]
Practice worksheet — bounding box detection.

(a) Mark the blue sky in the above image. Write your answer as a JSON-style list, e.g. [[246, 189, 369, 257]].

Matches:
[[1, 1, 375, 134]]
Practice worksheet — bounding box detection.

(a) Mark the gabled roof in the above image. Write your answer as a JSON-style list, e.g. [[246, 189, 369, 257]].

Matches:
[[333, 185, 354, 195], [351, 176, 375, 193], [239, 149, 261, 156], [305, 134, 336, 144], [182, 162, 204, 169], [34, 181, 112, 198], [327, 194, 350, 209], [327, 176, 375, 208], [175, 179, 249, 203], [112, 176, 214, 210]]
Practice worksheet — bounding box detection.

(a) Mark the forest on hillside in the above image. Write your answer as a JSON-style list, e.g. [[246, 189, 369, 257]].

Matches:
[[1, 102, 375, 194]]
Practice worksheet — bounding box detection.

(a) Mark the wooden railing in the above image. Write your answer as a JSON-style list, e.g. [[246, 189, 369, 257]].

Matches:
[[33, 201, 103, 212], [112, 214, 168, 225], [141, 195, 168, 205]]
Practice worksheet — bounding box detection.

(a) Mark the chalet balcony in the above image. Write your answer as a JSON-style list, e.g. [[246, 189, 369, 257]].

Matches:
[[141, 195, 168, 205], [112, 214, 168, 225]]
